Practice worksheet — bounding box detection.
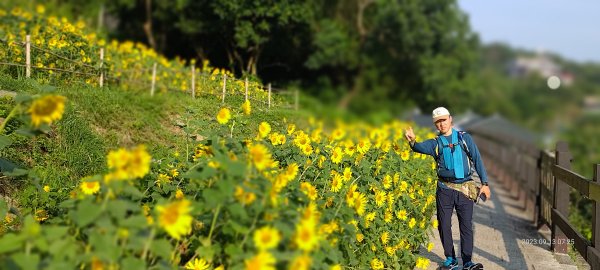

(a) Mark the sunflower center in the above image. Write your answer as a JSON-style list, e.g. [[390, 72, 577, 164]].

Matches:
[[162, 208, 180, 225], [34, 101, 57, 116]]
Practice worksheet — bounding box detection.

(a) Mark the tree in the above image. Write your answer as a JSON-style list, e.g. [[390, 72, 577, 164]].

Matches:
[[305, 0, 479, 113]]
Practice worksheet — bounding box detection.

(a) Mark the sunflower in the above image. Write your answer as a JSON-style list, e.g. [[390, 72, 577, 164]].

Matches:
[[330, 172, 343, 193], [80, 180, 100, 195], [294, 219, 319, 252], [354, 193, 367, 216], [244, 252, 276, 270], [330, 147, 343, 164], [401, 150, 410, 161], [408, 217, 417, 229], [396, 209, 407, 221], [288, 255, 311, 270], [35, 209, 49, 222], [370, 258, 384, 270], [331, 128, 345, 141], [156, 199, 193, 240], [356, 233, 364, 243], [300, 182, 318, 201], [343, 167, 352, 182], [284, 163, 299, 181], [301, 144, 313, 156], [380, 231, 389, 245], [248, 144, 273, 171], [356, 139, 371, 154], [28, 95, 66, 127], [175, 189, 184, 199], [374, 190, 386, 207], [241, 99, 251, 115], [216, 107, 231, 124], [185, 258, 210, 270], [415, 257, 430, 269], [382, 175, 392, 189], [287, 124, 296, 135], [106, 145, 151, 180], [258, 121, 271, 138], [253, 226, 281, 250]]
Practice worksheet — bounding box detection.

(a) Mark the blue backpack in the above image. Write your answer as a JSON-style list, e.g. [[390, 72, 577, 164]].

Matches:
[[433, 131, 476, 179]]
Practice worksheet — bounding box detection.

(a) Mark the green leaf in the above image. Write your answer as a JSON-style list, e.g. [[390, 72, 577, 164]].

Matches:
[[182, 168, 203, 180], [0, 135, 12, 150], [199, 167, 216, 179], [14, 127, 37, 137], [122, 185, 144, 200], [39, 85, 57, 93], [14, 94, 32, 103], [43, 226, 69, 241], [225, 244, 243, 260], [120, 214, 148, 229], [12, 252, 39, 270], [75, 199, 103, 227], [121, 257, 146, 269], [0, 200, 7, 221], [89, 232, 120, 261], [150, 239, 172, 259], [33, 237, 49, 252], [0, 233, 25, 253], [195, 244, 221, 260], [227, 220, 249, 234], [0, 158, 18, 173], [107, 200, 134, 219], [23, 215, 41, 238], [228, 203, 247, 220], [3, 168, 28, 177]]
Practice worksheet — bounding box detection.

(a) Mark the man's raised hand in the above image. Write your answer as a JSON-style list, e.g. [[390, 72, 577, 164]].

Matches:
[[404, 126, 415, 142]]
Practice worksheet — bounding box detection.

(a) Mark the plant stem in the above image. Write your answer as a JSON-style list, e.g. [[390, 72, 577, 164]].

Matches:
[[0, 104, 21, 134], [207, 204, 221, 240], [141, 227, 156, 261], [333, 175, 361, 219]]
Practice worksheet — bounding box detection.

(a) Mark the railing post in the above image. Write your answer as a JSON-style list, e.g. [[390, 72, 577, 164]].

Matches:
[[99, 48, 104, 87], [593, 164, 600, 249], [25, 35, 31, 78], [552, 141, 571, 253], [268, 83, 271, 109], [151, 63, 157, 96], [191, 65, 195, 98], [245, 77, 248, 101], [221, 74, 227, 104]]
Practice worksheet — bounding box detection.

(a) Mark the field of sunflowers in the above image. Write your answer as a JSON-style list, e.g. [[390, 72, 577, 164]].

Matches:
[[0, 4, 439, 270]]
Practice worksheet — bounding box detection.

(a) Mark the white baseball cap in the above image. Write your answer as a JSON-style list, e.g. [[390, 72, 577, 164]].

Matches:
[[432, 107, 450, 121]]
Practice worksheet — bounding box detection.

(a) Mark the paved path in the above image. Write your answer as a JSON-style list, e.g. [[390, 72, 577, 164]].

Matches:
[[416, 174, 588, 270]]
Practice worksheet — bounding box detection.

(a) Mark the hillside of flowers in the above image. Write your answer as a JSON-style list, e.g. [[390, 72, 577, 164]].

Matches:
[[0, 4, 439, 270], [0, 94, 438, 269], [0, 4, 268, 99]]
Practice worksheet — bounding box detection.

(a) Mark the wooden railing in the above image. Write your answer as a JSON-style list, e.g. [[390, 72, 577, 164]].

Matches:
[[469, 129, 600, 270]]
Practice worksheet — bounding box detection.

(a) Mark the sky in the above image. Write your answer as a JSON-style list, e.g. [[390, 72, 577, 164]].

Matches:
[[458, 0, 600, 63]]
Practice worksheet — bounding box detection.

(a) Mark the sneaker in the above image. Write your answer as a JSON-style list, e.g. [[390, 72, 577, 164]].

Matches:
[[440, 257, 459, 269], [462, 261, 483, 270]]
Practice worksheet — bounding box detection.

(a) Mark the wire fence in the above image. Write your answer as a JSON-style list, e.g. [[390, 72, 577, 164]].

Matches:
[[0, 34, 300, 111]]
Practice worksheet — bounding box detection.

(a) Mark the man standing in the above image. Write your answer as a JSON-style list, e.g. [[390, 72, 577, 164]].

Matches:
[[404, 107, 491, 270]]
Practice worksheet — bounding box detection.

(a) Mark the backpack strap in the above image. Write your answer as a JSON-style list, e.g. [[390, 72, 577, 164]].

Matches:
[[435, 131, 475, 177]]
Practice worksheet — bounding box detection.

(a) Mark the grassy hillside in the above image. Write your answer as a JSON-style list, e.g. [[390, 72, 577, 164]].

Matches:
[[0, 75, 299, 207]]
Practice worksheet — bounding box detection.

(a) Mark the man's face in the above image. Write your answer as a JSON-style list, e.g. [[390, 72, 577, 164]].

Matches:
[[434, 116, 452, 134]]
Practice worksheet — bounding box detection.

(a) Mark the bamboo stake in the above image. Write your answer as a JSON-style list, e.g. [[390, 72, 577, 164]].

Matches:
[[25, 35, 31, 78], [191, 66, 196, 98], [99, 48, 104, 87], [222, 74, 227, 104], [245, 77, 248, 101], [151, 62, 157, 96], [268, 83, 272, 109]]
